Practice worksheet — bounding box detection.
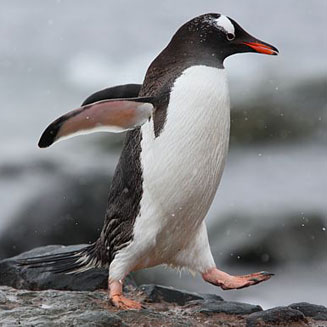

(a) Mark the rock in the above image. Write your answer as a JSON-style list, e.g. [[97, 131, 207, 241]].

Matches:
[[138, 284, 260, 316], [230, 77, 327, 145], [246, 306, 308, 327], [289, 302, 327, 321], [139, 284, 205, 305], [212, 213, 327, 266], [0, 159, 59, 179], [117, 309, 190, 327], [0, 286, 198, 326], [195, 300, 262, 316], [0, 244, 135, 292], [0, 172, 111, 259], [0, 287, 126, 327], [0, 290, 7, 304], [199, 293, 224, 302]]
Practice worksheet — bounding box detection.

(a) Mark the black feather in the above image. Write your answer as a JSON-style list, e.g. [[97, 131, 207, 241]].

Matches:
[[17, 243, 103, 274], [82, 84, 142, 106]]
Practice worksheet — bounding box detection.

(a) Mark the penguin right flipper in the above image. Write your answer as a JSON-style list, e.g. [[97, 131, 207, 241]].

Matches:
[[82, 84, 142, 106], [38, 96, 154, 148]]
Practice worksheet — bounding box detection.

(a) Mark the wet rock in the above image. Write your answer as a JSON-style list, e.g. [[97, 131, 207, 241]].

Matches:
[[139, 284, 205, 305], [0, 244, 135, 292], [195, 300, 262, 315], [246, 306, 308, 327], [289, 302, 327, 321]]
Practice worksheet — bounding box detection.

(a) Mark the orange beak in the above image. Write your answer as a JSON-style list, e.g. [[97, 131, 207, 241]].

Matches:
[[243, 41, 279, 55]]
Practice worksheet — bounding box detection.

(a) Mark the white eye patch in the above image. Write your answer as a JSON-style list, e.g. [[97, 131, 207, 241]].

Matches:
[[215, 15, 235, 36]]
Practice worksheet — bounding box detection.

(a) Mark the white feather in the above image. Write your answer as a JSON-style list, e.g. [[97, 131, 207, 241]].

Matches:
[[215, 15, 235, 35], [109, 65, 230, 280], [54, 125, 126, 145]]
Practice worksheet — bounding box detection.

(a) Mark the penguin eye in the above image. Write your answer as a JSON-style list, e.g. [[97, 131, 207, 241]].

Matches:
[[226, 33, 235, 41]]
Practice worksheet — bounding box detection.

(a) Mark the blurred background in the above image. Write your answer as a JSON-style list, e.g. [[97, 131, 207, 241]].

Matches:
[[0, 0, 326, 308]]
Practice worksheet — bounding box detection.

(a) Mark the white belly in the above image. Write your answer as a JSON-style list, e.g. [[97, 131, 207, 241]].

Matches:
[[137, 66, 229, 260], [111, 66, 230, 275]]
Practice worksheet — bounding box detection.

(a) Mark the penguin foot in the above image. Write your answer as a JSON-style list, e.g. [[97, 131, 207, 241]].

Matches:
[[202, 268, 273, 290], [109, 278, 142, 310], [110, 294, 143, 310]]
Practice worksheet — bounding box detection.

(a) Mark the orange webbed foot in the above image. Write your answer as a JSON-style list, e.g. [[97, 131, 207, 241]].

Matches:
[[110, 294, 143, 310], [109, 278, 143, 310], [202, 268, 273, 290]]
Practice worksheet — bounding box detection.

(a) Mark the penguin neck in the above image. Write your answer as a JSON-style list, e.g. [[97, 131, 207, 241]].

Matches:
[[140, 43, 224, 99], [157, 40, 225, 70]]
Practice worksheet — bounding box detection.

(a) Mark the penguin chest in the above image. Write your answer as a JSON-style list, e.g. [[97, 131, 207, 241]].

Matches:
[[136, 65, 230, 260]]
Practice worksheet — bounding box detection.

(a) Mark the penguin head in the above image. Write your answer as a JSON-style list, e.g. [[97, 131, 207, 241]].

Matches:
[[168, 13, 278, 66]]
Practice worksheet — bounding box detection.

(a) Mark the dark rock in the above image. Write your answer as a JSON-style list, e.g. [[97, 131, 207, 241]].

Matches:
[[0, 159, 59, 178], [289, 302, 327, 321], [0, 244, 136, 292], [230, 77, 327, 145], [196, 300, 262, 316], [213, 213, 327, 267], [0, 172, 111, 259], [139, 284, 204, 306], [246, 306, 308, 327]]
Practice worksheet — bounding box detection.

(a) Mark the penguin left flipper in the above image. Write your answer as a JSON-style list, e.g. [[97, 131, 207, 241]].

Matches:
[[38, 97, 154, 148]]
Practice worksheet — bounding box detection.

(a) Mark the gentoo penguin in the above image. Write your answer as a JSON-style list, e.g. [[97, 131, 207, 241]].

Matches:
[[20, 13, 278, 309]]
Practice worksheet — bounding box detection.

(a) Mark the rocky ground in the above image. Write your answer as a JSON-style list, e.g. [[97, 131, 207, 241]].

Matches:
[[2, 285, 327, 327], [0, 246, 326, 327]]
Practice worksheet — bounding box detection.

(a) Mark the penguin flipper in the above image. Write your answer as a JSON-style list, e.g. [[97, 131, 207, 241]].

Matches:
[[38, 97, 154, 148], [82, 84, 142, 106]]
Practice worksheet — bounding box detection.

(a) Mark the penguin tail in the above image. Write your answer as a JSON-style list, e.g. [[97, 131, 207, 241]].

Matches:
[[17, 242, 106, 274]]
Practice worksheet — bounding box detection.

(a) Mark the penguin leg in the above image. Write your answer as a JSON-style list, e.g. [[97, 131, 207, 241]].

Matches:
[[171, 222, 273, 290], [108, 278, 142, 310]]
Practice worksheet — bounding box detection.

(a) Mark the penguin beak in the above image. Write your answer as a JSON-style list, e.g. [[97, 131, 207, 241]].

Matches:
[[227, 18, 279, 56], [242, 40, 279, 55]]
